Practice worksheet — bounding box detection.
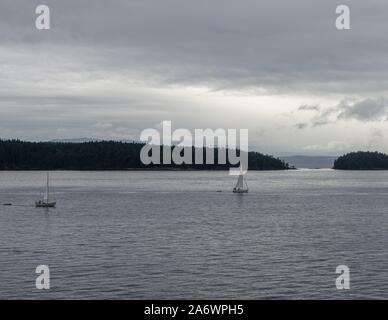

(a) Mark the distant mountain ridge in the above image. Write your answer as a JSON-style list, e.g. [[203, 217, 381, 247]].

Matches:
[[279, 155, 337, 169], [50, 138, 102, 143], [50, 138, 139, 144]]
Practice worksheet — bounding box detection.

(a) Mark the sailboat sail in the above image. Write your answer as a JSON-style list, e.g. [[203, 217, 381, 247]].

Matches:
[[233, 170, 248, 193], [235, 174, 244, 189], [36, 172, 56, 207]]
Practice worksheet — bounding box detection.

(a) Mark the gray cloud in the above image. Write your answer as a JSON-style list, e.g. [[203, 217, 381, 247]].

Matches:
[[338, 98, 388, 121], [2, 0, 388, 154], [298, 104, 320, 112], [367, 127, 384, 150], [295, 123, 308, 130], [297, 98, 388, 129], [2, 0, 388, 95]]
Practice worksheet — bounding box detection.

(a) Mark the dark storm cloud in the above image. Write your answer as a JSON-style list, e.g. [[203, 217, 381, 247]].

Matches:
[[2, 0, 388, 153], [1, 0, 388, 94]]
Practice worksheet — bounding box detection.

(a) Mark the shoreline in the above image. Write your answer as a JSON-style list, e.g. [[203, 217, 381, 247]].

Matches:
[[0, 167, 293, 171]]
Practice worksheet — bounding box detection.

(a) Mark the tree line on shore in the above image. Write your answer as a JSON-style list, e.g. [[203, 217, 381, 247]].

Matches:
[[0, 139, 289, 170], [334, 151, 388, 170]]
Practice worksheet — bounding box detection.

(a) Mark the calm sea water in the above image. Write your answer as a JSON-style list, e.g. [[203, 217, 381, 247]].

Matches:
[[0, 170, 387, 299]]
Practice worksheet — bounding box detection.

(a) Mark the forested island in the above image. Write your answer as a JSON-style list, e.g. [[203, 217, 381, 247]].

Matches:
[[0, 139, 289, 170], [334, 151, 388, 170]]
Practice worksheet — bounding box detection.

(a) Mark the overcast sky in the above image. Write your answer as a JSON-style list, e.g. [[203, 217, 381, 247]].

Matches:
[[1, 0, 388, 155]]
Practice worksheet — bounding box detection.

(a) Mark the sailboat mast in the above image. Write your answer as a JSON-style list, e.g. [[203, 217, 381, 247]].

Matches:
[[46, 172, 49, 201]]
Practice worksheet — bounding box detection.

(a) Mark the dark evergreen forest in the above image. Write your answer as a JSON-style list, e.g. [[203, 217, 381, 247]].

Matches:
[[0, 140, 289, 170]]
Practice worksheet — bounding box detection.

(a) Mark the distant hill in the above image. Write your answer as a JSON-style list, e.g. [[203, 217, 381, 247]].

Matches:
[[0, 139, 289, 170], [50, 138, 102, 143], [334, 151, 388, 170], [279, 155, 337, 169], [50, 138, 138, 144]]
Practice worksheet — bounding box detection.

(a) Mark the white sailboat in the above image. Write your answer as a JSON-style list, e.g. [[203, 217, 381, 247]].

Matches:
[[36, 172, 56, 208], [233, 169, 248, 193]]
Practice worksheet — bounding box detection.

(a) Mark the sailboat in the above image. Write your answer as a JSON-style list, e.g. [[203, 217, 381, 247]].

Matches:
[[233, 169, 248, 193], [35, 172, 56, 208]]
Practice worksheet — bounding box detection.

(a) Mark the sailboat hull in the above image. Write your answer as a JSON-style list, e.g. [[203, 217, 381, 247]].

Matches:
[[35, 201, 56, 208], [233, 188, 248, 193]]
